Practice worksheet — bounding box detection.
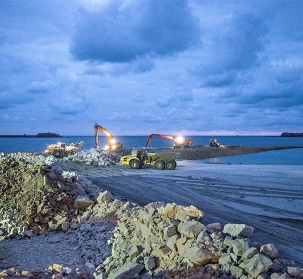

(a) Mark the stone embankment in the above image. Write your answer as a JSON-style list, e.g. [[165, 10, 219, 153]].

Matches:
[[0, 156, 98, 240], [1, 147, 129, 167], [84, 193, 303, 279], [2, 144, 299, 167], [147, 145, 301, 161], [0, 155, 302, 279], [0, 152, 57, 165], [62, 148, 128, 166]]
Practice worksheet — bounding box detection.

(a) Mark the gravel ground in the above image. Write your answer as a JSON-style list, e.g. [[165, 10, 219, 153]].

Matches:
[[0, 145, 302, 277]]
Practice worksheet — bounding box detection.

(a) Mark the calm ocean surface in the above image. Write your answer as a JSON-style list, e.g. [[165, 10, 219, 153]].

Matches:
[[0, 135, 302, 165]]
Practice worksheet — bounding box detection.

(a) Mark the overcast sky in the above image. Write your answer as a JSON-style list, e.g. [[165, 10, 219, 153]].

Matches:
[[1, 0, 303, 136]]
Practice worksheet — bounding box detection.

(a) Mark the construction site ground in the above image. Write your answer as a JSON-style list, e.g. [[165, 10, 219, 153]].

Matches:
[[0, 144, 302, 276], [63, 159, 303, 267]]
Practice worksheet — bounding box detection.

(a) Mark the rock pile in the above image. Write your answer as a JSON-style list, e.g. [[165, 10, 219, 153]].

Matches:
[[0, 157, 97, 240], [1, 147, 130, 168], [62, 148, 129, 166], [0, 156, 302, 279], [82, 192, 303, 279], [0, 264, 94, 279], [0, 152, 56, 165], [75, 222, 115, 273]]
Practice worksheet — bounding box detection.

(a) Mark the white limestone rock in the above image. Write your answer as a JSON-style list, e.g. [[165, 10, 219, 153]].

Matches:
[[108, 262, 145, 279], [74, 195, 94, 210], [240, 254, 273, 278], [178, 220, 206, 238], [223, 224, 254, 238]]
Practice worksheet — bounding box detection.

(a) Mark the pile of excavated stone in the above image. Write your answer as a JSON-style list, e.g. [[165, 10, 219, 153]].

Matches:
[[83, 193, 303, 279], [1, 147, 130, 168], [0, 157, 97, 240], [0, 156, 302, 279], [62, 148, 129, 166], [0, 265, 94, 279], [0, 152, 56, 165]]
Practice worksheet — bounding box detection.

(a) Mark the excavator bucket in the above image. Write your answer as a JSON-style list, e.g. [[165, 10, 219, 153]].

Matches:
[[69, 141, 85, 149]]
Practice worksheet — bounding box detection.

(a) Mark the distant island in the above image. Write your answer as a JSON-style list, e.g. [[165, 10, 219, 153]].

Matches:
[[35, 132, 61, 138], [0, 132, 62, 138], [281, 132, 303, 137]]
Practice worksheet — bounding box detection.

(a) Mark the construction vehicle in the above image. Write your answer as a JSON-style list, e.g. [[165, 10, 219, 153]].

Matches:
[[145, 134, 193, 148], [120, 150, 178, 170], [94, 123, 123, 151], [45, 141, 84, 158], [210, 139, 220, 147]]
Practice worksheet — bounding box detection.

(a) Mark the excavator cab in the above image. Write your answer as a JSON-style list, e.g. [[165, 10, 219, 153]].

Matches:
[[210, 139, 220, 147]]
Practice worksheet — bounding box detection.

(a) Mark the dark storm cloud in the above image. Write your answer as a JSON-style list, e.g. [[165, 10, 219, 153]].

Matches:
[[0, 90, 31, 109], [48, 101, 89, 116], [1, 0, 303, 135], [70, 0, 200, 64], [202, 72, 235, 88], [177, 93, 193, 102], [195, 12, 269, 87], [84, 56, 155, 76], [27, 80, 58, 95], [221, 77, 303, 110]]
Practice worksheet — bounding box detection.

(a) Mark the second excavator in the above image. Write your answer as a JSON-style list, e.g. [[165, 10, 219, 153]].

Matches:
[[94, 123, 123, 151], [145, 134, 193, 148]]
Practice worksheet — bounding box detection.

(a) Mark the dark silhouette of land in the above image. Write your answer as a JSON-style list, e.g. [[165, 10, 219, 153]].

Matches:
[[281, 132, 303, 137], [0, 132, 61, 138]]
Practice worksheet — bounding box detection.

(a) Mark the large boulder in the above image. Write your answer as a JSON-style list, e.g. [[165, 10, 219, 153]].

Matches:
[[239, 254, 272, 278], [108, 262, 145, 279], [223, 224, 254, 238]]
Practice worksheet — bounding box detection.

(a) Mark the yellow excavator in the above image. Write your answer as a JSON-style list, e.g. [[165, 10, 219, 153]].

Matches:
[[210, 139, 220, 147], [145, 134, 193, 148], [94, 123, 123, 151], [45, 141, 84, 158]]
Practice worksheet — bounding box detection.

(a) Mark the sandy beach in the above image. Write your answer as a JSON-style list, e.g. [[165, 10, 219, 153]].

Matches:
[[63, 160, 303, 266]]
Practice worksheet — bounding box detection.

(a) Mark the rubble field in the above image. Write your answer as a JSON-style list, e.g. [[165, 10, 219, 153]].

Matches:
[[0, 147, 302, 279]]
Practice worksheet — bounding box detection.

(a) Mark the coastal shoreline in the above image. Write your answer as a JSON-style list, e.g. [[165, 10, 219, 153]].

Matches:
[[145, 145, 302, 160]]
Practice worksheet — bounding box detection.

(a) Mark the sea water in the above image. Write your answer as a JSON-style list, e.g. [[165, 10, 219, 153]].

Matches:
[[0, 135, 302, 165]]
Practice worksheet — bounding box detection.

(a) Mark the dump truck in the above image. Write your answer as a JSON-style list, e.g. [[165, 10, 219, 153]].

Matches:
[[45, 141, 84, 158], [120, 150, 178, 170]]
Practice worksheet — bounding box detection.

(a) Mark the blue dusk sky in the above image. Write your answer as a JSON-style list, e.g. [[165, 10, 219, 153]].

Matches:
[[0, 0, 303, 136]]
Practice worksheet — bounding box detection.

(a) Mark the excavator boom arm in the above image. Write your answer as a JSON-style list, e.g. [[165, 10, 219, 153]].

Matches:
[[94, 123, 113, 148], [94, 123, 123, 150], [145, 134, 192, 148], [145, 134, 174, 148]]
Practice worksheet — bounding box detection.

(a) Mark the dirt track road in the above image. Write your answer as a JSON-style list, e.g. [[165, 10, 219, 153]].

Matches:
[[65, 160, 303, 266]]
